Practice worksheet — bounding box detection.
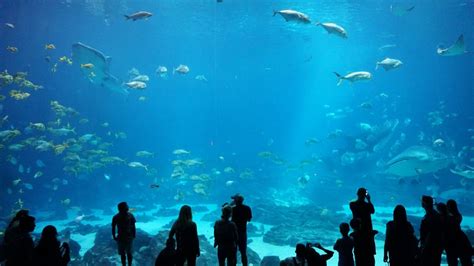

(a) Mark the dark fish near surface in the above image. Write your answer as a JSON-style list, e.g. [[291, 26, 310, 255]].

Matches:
[[124, 11, 152, 21]]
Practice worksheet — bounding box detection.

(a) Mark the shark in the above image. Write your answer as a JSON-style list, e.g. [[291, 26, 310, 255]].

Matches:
[[437, 34, 467, 56], [71, 42, 129, 95], [385, 145, 451, 177]]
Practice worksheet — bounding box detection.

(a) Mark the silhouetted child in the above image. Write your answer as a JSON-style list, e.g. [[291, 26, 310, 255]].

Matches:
[[350, 218, 374, 266], [155, 237, 176, 266], [112, 202, 136, 266], [34, 225, 70, 266], [305, 242, 334, 266], [334, 223, 354, 266], [280, 243, 306, 266], [214, 204, 239, 266]]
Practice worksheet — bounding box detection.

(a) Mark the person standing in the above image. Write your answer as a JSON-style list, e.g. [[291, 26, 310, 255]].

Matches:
[[214, 204, 239, 266], [112, 202, 136, 266], [445, 199, 472, 266], [349, 188, 376, 266], [333, 222, 354, 266], [419, 195, 443, 266], [383, 205, 418, 266], [231, 194, 252, 266], [4, 214, 36, 266], [169, 205, 200, 266]]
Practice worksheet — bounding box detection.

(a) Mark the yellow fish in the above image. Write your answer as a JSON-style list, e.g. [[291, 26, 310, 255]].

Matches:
[[45, 44, 56, 50], [59, 56, 73, 65], [80, 63, 94, 69]]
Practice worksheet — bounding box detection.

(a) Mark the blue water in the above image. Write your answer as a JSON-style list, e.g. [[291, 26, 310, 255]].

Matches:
[[0, 0, 473, 259]]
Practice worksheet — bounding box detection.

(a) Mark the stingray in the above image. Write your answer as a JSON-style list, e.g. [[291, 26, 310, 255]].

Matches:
[[72, 42, 128, 95], [437, 34, 467, 56], [385, 145, 451, 177]]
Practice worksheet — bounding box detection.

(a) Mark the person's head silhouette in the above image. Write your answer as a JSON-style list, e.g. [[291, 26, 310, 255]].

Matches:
[[446, 199, 460, 216], [118, 202, 129, 213], [393, 204, 408, 223], [339, 222, 350, 236], [421, 195, 434, 211], [356, 187, 367, 200], [295, 243, 306, 258], [231, 193, 244, 206], [221, 205, 232, 220]]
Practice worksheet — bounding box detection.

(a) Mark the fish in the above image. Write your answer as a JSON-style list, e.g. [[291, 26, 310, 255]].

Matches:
[[128, 161, 148, 171], [5, 23, 14, 29], [12, 178, 21, 186], [378, 44, 397, 52], [18, 164, 24, 173], [136, 150, 154, 157], [156, 66, 168, 77], [438, 188, 473, 203], [6, 46, 18, 53], [390, 4, 415, 16], [23, 183, 33, 190], [173, 149, 190, 155], [104, 174, 111, 180], [80, 63, 94, 69], [385, 146, 451, 177], [72, 42, 129, 95], [376, 58, 403, 71], [45, 44, 56, 50], [437, 34, 467, 56], [36, 159, 45, 168], [61, 198, 71, 206], [273, 10, 311, 24], [132, 75, 149, 82], [225, 180, 235, 187], [174, 65, 190, 74], [150, 184, 160, 189], [34, 171, 43, 179], [333, 71, 372, 86], [125, 81, 147, 90], [195, 75, 208, 82], [450, 166, 474, 179], [316, 22, 347, 39], [124, 11, 153, 21]]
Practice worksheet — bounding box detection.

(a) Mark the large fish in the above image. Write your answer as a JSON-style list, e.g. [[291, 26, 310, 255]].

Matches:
[[273, 10, 311, 24], [333, 71, 372, 86], [385, 146, 451, 177], [437, 34, 467, 56], [316, 22, 347, 39], [72, 42, 128, 95]]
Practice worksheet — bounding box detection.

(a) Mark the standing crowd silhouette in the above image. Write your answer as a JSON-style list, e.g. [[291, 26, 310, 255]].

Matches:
[[0, 189, 472, 266]]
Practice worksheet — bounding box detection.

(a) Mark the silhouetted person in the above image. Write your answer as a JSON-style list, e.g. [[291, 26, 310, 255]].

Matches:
[[4, 214, 35, 266], [214, 204, 239, 266], [280, 243, 307, 266], [230, 193, 252, 266], [169, 205, 200, 266], [34, 225, 70, 266], [155, 237, 176, 266], [305, 243, 334, 266], [334, 222, 354, 266], [350, 188, 374, 234], [445, 199, 472, 266], [349, 188, 376, 266], [350, 218, 375, 266], [383, 205, 418, 266], [112, 202, 136, 266], [420, 195, 442, 266]]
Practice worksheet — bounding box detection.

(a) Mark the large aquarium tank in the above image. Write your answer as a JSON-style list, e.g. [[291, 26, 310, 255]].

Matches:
[[0, 0, 472, 265]]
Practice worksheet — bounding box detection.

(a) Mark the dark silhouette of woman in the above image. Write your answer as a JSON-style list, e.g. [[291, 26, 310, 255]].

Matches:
[[34, 225, 70, 266], [169, 205, 200, 266], [445, 199, 472, 266], [383, 205, 418, 266]]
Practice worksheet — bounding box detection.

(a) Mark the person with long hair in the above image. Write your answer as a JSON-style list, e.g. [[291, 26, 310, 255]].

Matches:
[[214, 204, 239, 266], [445, 199, 472, 266], [34, 225, 70, 266], [383, 205, 418, 266], [169, 205, 200, 266]]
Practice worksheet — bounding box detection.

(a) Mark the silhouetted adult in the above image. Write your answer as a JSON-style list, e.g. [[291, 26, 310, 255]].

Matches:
[[34, 225, 70, 266], [214, 204, 239, 266], [230, 193, 252, 266], [112, 202, 136, 266], [305, 243, 334, 266], [1, 209, 30, 262], [350, 218, 375, 266], [280, 243, 307, 266], [445, 199, 472, 266], [4, 214, 36, 266], [383, 205, 418, 266], [334, 222, 354, 266], [349, 188, 376, 266], [169, 205, 200, 266], [155, 237, 176, 266], [420, 195, 443, 266]]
